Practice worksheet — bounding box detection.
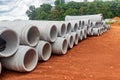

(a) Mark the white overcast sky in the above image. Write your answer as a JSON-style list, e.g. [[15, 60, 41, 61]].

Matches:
[[0, 0, 99, 21]]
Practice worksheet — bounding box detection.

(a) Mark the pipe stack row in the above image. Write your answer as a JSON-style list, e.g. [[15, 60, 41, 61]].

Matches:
[[0, 14, 110, 74]]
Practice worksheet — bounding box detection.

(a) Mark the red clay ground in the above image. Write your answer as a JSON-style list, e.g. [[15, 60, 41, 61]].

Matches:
[[0, 25, 120, 80]]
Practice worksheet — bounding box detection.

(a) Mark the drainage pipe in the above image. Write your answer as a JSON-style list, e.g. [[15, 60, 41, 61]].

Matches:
[[51, 37, 68, 55], [77, 29, 83, 41], [87, 27, 93, 36], [0, 27, 19, 57], [0, 21, 40, 47], [64, 34, 74, 49], [93, 28, 100, 36], [35, 41, 51, 61], [70, 21, 78, 32], [65, 21, 72, 34], [71, 32, 79, 45], [65, 14, 103, 22], [82, 29, 87, 39], [23, 20, 58, 42], [0, 46, 38, 72]]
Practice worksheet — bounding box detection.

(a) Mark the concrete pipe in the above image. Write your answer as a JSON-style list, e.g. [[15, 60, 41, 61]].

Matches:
[[81, 20, 85, 29], [0, 62, 1, 74], [78, 20, 82, 29], [43, 21, 66, 37], [24, 20, 58, 42], [64, 34, 74, 49], [55, 21, 66, 37], [82, 29, 87, 39], [93, 28, 100, 36], [104, 24, 110, 30], [99, 27, 104, 35], [0, 27, 19, 57], [0, 46, 38, 72], [87, 27, 93, 36], [81, 19, 91, 26], [65, 22, 72, 34], [83, 26, 89, 32], [0, 21, 40, 47], [77, 30, 83, 41], [35, 41, 51, 61], [65, 14, 103, 22], [51, 37, 68, 55], [71, 32, 79, 45], [70, 21, 78, 32]]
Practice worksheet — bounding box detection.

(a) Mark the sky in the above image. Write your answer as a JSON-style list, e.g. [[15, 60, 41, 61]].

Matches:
[[0, 0, 94, 21]]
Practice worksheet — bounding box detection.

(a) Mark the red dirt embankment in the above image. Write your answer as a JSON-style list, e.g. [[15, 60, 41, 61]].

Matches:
[[0, 24, 120, 80]]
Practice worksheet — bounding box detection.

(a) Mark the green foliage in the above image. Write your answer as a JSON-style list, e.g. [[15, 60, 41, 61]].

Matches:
[[55, 0, 65, 5], [26, 0, 120, 20]]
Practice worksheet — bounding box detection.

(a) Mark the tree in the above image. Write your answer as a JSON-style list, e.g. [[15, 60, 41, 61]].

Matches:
[[40, 4, 52, 12], [26, 0, 120, 20], [26, 5, 36, 19], [55, 0, 65, 5]]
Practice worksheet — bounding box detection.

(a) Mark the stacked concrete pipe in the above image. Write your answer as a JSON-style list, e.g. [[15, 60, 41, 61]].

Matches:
[[39, 21, 67, 37], [0, 13, 110, 75], [64, 34, 74, 49], [69, 21, 79, 32], [81, 29, 87, 39], [0, 27, 19, 57], [87, 27, 93, 36], [71, 32, 79, 45], [0, 21, 40, 47], [35, 41, 51, 61], [77, 30, 83, 41], [65, 14, 103, 22], [51, 37, 68, 55], [65, 21, 72, 34], [12, 20, 58, 42], [0, 46, 38, 72]]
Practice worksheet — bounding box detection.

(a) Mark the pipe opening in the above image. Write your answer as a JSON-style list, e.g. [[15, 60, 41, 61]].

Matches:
[[67, 23, 71, 33], [82, 21, 85, 27], [27, 26, 40, 46], [62, 39, 67, 54], [24, 49, 37, 71], [91, 28, 93, 35], [79, 21, 81, 27], [69, 35, 74, 48], [88, 20, 90, 25], [74, 23, 78, 32], [0, 37, 6, 52], [0, 29, 19, 57], [75, 33, 78, 44], [50, 25, 57, 42], [42, 43, 51, 61], [61, 24, 66, 37]]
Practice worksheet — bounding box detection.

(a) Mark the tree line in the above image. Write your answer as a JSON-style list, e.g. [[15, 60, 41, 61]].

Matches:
[[26, 0, 120, 20]]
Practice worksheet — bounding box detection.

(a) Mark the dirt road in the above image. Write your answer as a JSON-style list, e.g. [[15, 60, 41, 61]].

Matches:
[[0, 25, 120, 80]]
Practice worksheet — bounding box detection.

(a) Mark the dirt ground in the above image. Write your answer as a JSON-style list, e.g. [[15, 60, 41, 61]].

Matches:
[[0, 24, 120, 80]]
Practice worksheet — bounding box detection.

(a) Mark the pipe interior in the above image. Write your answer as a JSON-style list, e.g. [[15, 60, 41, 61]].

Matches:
[[79, 21, 81, 27], [67, 23, 71, 33], [42, 43, 51, 60], [50, 25, 57, 42], [69, 35, 74, 48], [75, 33, 78, 44], [82, 21, 85, 27], [61, 24, 66, 37], [0, 30, 18, 56], [24, 49, 37, 70], [74, 23, 78, 32], [27, 26, 40, 46], [62, 39, 67, 54]]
